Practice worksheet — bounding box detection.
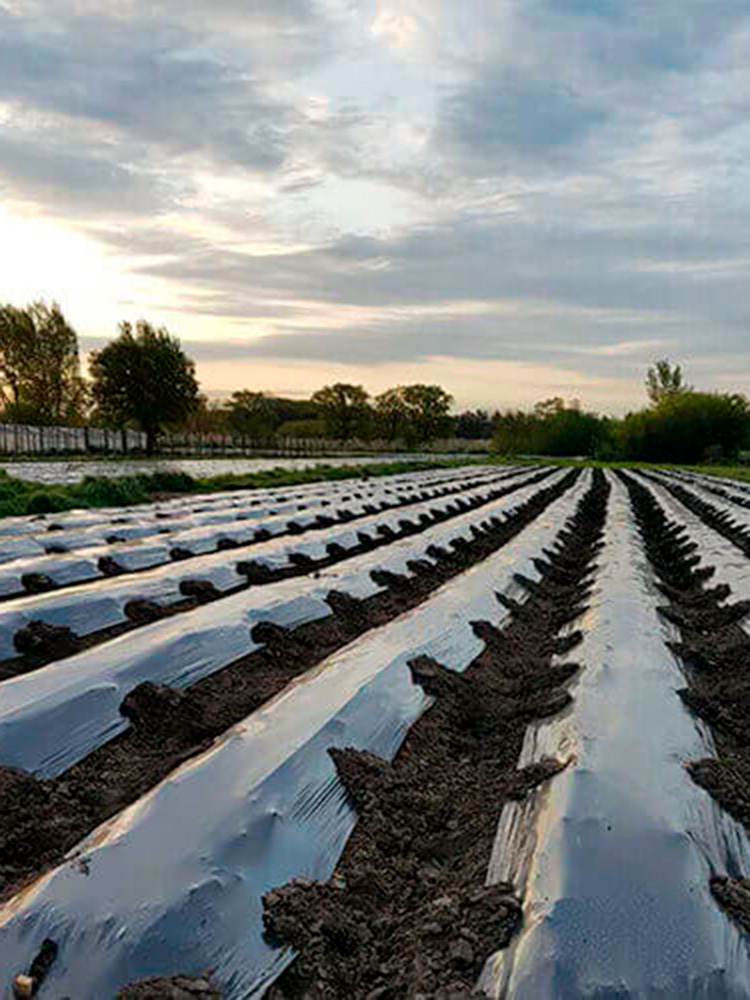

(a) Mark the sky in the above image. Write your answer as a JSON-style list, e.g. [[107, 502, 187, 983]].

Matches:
[[2, 0, 750, 414]]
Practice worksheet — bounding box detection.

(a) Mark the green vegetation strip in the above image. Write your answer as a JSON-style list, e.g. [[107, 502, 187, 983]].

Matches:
[[0, 458, 495, 518]]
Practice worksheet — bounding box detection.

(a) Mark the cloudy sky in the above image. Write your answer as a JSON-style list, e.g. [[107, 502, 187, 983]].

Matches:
[[2, 0, 749, 413]]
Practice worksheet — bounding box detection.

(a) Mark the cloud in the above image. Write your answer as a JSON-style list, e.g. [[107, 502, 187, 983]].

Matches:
[[5, 0, 750, 408], [435, 70, 607, 173]]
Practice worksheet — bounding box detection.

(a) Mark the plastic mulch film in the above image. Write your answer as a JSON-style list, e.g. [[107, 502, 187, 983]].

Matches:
[[479, 473, 750, 999], [0, 470, 569, 777], [0, 476, 589, 998]]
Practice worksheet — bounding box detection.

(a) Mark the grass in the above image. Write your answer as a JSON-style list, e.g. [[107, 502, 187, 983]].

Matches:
[[0, 457, 493, 518]]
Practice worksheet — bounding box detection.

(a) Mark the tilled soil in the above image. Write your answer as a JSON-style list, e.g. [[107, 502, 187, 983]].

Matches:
[[259, 470, 610, 999], [0, 469, 551, 681], [0, 471, 578, 905], [620, 471, 750, 936]]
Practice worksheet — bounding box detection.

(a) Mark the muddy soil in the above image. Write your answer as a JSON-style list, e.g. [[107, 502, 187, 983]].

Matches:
[[0, 469, 552, 681], [259, 471, 609, 999], [621, 472, 750, 938], [0, 472, 578, 905]]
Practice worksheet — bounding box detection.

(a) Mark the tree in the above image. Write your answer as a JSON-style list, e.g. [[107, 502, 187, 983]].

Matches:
[[533, 397, 565, 419], [619, 391, 750, 463], [89, 321, 200, 454], [402, 384, 453, 443], [181, 394, 230, 437], [492, 409, 537, 455], [0, 301, 85, 424], [454, 409, 493, 440], [374, 387, 408, 442], [374, 384, 453, 445], [646, 359, 689, 405], [228, 391, 279, 439], [311, 383, 371, 441], [0, 304, 33, 408], [493, 401, 611, 457]]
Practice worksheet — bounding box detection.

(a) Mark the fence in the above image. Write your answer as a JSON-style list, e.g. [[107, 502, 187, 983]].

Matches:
[[0, 424, 147, 455], [0, 424, 491, 458]]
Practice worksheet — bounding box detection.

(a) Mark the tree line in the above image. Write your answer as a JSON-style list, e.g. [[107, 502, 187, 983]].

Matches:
[[493, 360, 750, 463], [0, 301, 461, 453], [2, 300, 748, 463]]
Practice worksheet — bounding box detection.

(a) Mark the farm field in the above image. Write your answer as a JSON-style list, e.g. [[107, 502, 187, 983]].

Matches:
[[3, 462, 750, 997]]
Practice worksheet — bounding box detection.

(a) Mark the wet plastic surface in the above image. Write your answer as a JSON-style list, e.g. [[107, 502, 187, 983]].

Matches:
[[0, 476, 589, 998], [0, 470, 567, 777], [3, 453, 482, 485], [651, 469, 750, 531], [0, 468, 501, 562], [480, 473, 750, 999]]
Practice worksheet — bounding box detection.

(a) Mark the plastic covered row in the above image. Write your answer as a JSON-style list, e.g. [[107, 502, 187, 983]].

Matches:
[[0, 471, 540, 647], [0, 473, 590, 997], [0, 469, 569, 778], [0, 465, 509, 562], [0, 470, 522, 599], [480, 473, 750, 998]]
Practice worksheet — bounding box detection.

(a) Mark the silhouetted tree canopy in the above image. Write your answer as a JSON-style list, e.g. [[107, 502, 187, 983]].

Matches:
[[228, 391, 280, 438], [89, 321, 199, 453], [311, 383, 371, 440], [619, 391, 750, 463], [375, 384, 453, 444], [0, 301, 85, 424], [493, 401, 608, 457], [646, 359, 690, 404]]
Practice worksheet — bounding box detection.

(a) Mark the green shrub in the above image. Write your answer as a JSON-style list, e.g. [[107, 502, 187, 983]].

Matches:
[[619, 392, 750, 463], [26, 491, 70, 514]]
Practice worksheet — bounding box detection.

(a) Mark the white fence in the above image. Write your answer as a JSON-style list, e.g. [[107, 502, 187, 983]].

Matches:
[[0, 424, 491, 457], [0, 424, 147, 455]]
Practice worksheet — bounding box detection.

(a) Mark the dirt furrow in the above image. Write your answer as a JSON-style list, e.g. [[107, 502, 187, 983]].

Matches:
[[254, 471, 609, 999], [0, 471, 578, 906], [620, 470, 750, 937]]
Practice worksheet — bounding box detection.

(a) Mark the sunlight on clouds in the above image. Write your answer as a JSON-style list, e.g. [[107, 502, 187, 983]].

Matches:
[[371, 5, 419, 50], [0, 206, 128, 326], [0, 206, 211, 341], [3, 0, 750, 405]]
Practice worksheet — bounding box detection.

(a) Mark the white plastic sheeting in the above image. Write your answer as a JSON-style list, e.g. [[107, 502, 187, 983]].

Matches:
[[480, 473, 750, 999], [0, 474, 589, 999], [0, 470, 496, 562], [650, 470, 750, 529], [0, 471, 516, 598], [0, 470, 570, 778], [658, 469, 750, 502], [0, 472, 541, 660], [633, 473, 750, 603], [0, 465, 504, 541]]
